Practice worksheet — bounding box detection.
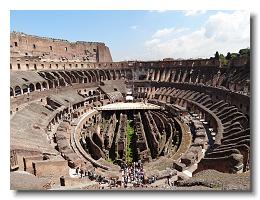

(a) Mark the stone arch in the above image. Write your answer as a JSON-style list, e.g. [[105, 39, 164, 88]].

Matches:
[[48, 80, 54, 89], [71, 71, 80, 83], [10, 87, 14, 97], [110, 70, 116, 80], [83, 71, 92, 83], [69, 72, 77, 83], [83, 77, 88, 83], [126, 69, 133, 80], [42, 81, 48, 90], [58, 71, 71, 85], [93, 70, 99, 82], [105, 70, 111, 80], [75, 72, 84, 83], [35, 82, 41, 90], [29, 83, 35, 92], [14, 85, 22, 96], [89, 70, 97, 82], [53, 80, 59, 88], [99, 70, 107, 81], [59, 78, 66, 87], [76, 71, 86, 83], [21, 84, 29, 94]]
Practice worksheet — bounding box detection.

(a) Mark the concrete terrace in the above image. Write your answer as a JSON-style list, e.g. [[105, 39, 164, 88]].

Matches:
[[96, 102, 161, 111]]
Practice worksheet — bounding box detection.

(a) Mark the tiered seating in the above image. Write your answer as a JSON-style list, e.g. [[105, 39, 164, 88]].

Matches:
[[139, 85, 249, 173], [99, 84, 123, 102], [55, 122, 85, 168]]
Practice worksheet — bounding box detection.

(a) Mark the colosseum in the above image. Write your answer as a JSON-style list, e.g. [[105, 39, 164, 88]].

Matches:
[[10, 32, 250, 190]]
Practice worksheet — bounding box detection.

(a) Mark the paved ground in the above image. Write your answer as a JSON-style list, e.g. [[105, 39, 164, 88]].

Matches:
[[97, 102, 161, 111]]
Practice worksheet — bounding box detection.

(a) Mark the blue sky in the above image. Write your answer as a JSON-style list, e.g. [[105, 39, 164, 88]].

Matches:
[[10, 10, 250, 61]]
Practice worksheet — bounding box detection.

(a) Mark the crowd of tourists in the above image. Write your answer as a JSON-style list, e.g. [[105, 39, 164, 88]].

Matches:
[[73, 160, 165, 188], [121, 160, 145, 187], [75, 167, 107, 183]]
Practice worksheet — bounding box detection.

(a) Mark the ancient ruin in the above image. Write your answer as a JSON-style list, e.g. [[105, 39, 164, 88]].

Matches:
[[10, 32, 250, 190]]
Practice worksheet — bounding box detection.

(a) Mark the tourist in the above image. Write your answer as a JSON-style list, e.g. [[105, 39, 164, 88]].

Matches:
[[80, 168, 84, 178]]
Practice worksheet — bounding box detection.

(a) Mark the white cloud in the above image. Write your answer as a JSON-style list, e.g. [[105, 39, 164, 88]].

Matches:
[[205, 11, 250, 43], [130, 25, 138, 30], [152, 27, 188, 38], [149, 10, 167, 13], [144, 11, 250, 60], [145, 38, 161, 46], [183, 10, 206, 16], [152, 28, 175, 38]]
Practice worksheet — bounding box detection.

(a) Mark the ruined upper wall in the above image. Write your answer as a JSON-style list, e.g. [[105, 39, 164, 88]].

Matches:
[[10, 32, 113, 62]]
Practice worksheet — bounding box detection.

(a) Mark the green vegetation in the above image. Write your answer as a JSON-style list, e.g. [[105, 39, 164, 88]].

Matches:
[[214, 51, 220, 60], [214, 48, 250, 67], [219, 53, 229, 66], [126, 120, 135, 164], [239, 48, 250, 56]]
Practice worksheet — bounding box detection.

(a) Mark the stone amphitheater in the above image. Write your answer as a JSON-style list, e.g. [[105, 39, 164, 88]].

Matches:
[[10, 32, 250, 190]]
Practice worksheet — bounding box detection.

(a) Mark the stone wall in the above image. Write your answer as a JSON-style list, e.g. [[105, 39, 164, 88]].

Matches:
[[10, 32, 112, 62], [32, 160, 69, 177]]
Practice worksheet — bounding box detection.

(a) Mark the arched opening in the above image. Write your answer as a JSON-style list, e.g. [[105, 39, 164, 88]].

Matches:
[[22, 84, 29, 94], [42, 82, 48, 90], [111, 70, 116, 80], [36, 82, 41, 91], [10, 88, 14, 97], [48, 81, 54, 89], [70, 73, 77, 83], [88, 91, 92, 96], [106, 71, 111, 80], [84, 71, 92, 83], [53, 80, 59, 88], [89, 71, 97, 82], [99, 70, 106, 81], [59, 79, 66, 87], [29, 83, 35, 92], [14, 86, 22, 96]]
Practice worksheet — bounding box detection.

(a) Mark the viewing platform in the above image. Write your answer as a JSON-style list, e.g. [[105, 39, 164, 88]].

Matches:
[[96, 102, 161, 111]]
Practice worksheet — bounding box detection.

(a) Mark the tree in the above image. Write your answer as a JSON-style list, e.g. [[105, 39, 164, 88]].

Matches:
[[239, 48, 250, 56], [215, 51, 220, 60], [226, 52, 231, 60], [219, 53, 228, 66]]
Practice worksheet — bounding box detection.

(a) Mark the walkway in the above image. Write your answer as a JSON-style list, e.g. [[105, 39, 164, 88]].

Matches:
[[97, 102, 161, 111]]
